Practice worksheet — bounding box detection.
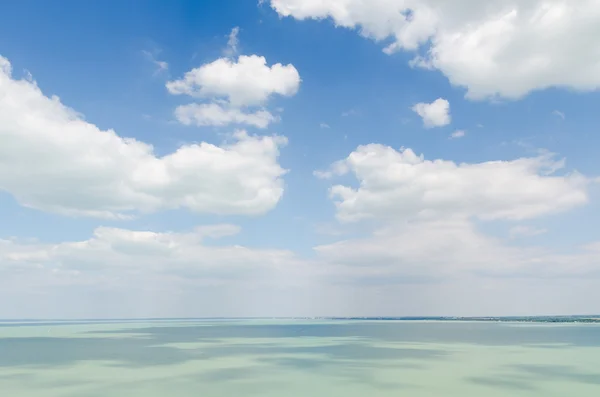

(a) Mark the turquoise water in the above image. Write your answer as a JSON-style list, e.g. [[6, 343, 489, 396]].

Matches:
[[1, 320, 600, 396]]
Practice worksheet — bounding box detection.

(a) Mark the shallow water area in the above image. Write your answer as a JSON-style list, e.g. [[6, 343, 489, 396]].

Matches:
[[1, 319, 600, 396]]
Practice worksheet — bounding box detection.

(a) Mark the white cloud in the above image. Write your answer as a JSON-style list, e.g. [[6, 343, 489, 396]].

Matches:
[[166, 55, 300, 107], [310, 144, 599, 312], [318, 144, 590, 223], [509, 225, 548, 238], [320, 122, 331, 129], [175, 103, 278, 128], [270, 0, 600, 99], [411, 98, 451, 128], [167, 52, 300, 128], [450, 129, 466, 139], [0, 55, 287, 218]]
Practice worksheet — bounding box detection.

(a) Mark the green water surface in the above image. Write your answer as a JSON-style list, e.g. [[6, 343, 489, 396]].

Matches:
[[1, 320, 599, 396]]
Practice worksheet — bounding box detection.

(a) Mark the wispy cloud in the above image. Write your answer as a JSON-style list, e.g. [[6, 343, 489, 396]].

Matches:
[[553, 110, 566, 120], [450, 129, 466, 139], [224, 27, 240, 57], [342, 108, 359, 117], [320, 122, 330, 129], [314, 222, 349, 236], [142, 50, 168, 75], [509, 225, 548, 239]]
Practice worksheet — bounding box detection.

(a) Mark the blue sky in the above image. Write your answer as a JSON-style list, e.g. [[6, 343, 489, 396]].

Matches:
[[1, 0, 600, 318]]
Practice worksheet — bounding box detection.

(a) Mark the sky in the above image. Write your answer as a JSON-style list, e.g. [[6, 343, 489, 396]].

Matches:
[[1, 0, 600, 318]]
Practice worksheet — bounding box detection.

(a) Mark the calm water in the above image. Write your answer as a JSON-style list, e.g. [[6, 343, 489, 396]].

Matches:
[[1, 319, 600, 396]]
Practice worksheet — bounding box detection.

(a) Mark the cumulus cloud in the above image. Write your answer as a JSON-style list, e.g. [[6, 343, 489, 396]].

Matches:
[[166, 55, 300, 107], [175, 103, 278, 129], [0, 55, 287, 218], [270, 0, 600, 99], [317, 144, 590, 223], [411, 98, 451, 128], [167, 52, 300, 128], [311, 143, 600, 302]]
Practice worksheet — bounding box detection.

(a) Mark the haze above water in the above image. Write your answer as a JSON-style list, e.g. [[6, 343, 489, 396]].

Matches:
[[2, 320, 600, 396]]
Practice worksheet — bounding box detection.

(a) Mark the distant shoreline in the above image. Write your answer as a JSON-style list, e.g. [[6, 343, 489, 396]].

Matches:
[[1, 316, 600, 324]]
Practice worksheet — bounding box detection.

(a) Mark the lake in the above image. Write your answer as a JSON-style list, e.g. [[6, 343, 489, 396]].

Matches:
[[1, 319, 600, 396]]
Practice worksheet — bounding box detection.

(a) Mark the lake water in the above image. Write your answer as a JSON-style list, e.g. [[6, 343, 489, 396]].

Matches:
[[1, 319, 600, 396]]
